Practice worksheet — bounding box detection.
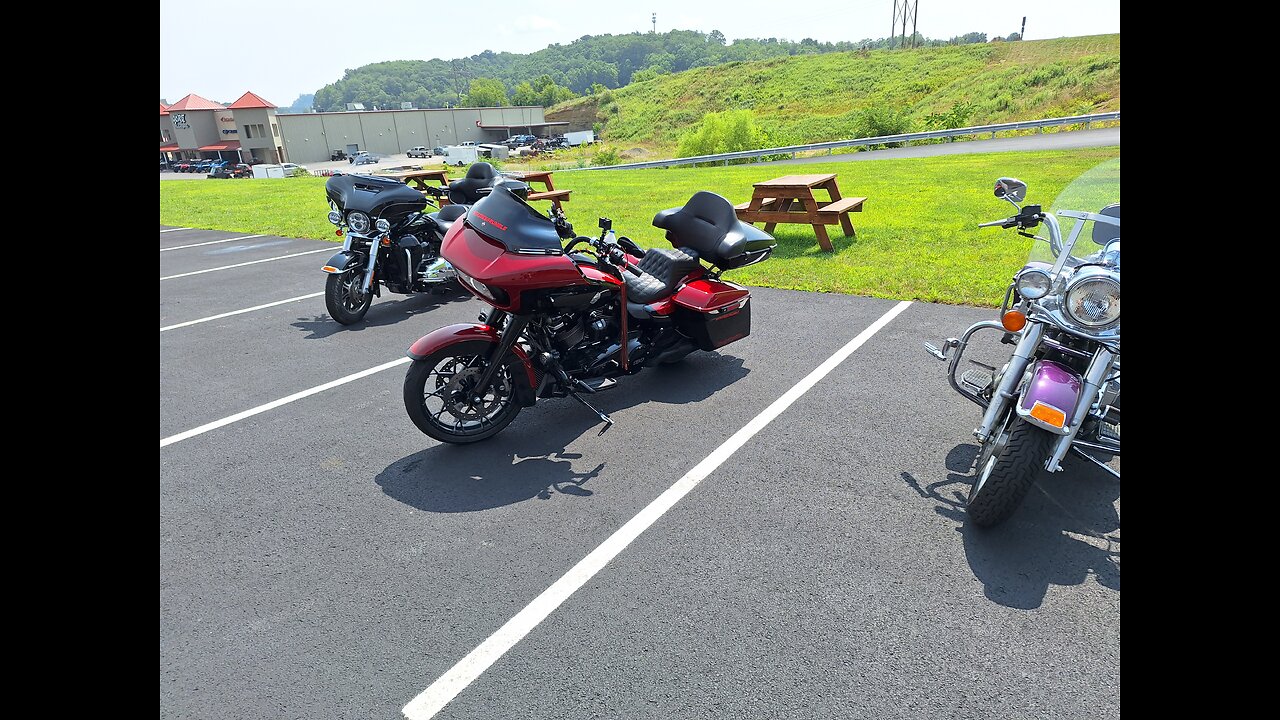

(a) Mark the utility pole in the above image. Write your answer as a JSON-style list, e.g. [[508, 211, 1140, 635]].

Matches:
[[651, 12, 656, 33], [1020, 16, 1026, 40], [890, 1, 919, 49]]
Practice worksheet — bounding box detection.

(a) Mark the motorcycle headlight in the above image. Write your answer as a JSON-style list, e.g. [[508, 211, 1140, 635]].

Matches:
[[1016, 269, 1052, 300], [1065, 275, 1120, 328], [347, 211, 371, 234], [327, 210, 342, 225], [375, 218, 391, 233]]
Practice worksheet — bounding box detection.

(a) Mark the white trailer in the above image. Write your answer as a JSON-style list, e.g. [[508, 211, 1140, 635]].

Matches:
[[478, 144, 509, 160], [251, 164, 286, 179], [443, 145, 479, 166], [564, 130, 596, 146]]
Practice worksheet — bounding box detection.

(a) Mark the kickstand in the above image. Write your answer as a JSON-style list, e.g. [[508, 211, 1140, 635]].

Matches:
[[566, 389, 614, 435]]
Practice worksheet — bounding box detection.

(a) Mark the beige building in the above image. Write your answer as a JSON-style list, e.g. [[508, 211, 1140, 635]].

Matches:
[[161, 91, 564, 166]]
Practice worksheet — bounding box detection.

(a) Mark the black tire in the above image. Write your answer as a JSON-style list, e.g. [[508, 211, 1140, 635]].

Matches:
[[403, 341, 524, 444], [324, 269, 373, 325], [966, 416, 1055, 527]]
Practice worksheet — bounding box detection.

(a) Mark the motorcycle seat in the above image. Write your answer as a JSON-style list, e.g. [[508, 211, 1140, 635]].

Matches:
[[624, 247, 700, 304], [653, 191, 776, 269], [428, 204, 468, 234], [448, 162, 499, 205]]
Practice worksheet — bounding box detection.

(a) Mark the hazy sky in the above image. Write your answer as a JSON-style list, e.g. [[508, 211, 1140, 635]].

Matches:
[[160, 0, 1120, 106]]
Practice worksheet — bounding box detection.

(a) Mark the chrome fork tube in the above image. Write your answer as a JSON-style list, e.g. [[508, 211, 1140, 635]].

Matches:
[[975, 322, 1044, 442], [361, 239, 381, 294], [1045, 346, 1117, 472]]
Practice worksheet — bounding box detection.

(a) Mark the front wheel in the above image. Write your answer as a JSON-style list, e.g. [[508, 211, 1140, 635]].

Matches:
[[966, 416, 1055, 527], [403, 343, 524, 443], [325, 268, 373, 325]]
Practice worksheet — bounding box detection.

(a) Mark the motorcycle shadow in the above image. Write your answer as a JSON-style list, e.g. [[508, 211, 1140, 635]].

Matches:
[[375, 353, 750, 514], [901, 444, 1120, 610], [291, 288, 474, 339]]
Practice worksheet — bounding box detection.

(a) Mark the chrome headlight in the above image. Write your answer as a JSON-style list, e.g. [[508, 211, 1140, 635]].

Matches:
[[375, 218, 391, 233], [327, 210, 342, 225], [1016, 269, 1052, 300], [1064, 272, 1120, 328], [347, 211, 371, 234]]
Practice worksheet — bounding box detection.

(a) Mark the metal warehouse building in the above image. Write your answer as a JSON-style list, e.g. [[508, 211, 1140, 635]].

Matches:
[[161, 91, 564, 165]]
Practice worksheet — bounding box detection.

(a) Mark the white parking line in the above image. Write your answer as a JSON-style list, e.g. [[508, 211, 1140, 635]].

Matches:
[[159, 357, 411, 448], [160, 248, 332, 280], [160, 234, 264, 252], [160, 292, 325, 332], [159, 227, 190, 233], [400, 300, 914, 720]]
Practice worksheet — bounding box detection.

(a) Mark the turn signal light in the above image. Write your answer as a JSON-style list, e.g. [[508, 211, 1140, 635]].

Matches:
[[1029, 401, 1067, 428], [1002, 310, 1027, 331], [335, 229, 343, 237], [381, 237, 392, 247], [321, 266, 339, 273]]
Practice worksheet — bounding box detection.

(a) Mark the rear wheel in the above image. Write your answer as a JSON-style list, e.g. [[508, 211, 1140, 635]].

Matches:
[[325, 268, 373, 325], [966, 415, 1055, 527], [403, 344, 523, 443]]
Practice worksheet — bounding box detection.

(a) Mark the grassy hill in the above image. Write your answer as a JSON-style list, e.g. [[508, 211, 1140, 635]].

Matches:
[[549, 35, 1119, 153]]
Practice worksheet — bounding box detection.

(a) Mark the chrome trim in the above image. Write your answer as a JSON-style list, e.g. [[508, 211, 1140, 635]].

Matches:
[[1070, 446, 1120, 479], [1015, 398, 1073, 435], [361, 244, 379, 295], [975, 322, 1044, 441], [1062, 267, 1121, 329], [1045, 346, 1117, 472]]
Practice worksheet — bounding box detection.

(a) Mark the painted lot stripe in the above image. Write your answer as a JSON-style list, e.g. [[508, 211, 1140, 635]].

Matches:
[[160, 234, 264, 252], [159, 357, 410, 448], [160, 292, 325, 332], [160, 248, 331, 281], [159, 227, 190, 233], [401, 299, 914, 720]]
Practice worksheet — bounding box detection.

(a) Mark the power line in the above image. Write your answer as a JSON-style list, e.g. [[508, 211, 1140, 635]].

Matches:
[[890, 0, 919, 49]]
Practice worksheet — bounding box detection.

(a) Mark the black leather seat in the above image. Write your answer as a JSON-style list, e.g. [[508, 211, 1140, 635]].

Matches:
[[624, 247, 700, 304], [652, 191, 776, 269], [448, 162, 499, 205], [427, 204, 467, 234]]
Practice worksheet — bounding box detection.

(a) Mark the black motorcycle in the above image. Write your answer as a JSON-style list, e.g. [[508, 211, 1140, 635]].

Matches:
[[321, 163, 527, 324]]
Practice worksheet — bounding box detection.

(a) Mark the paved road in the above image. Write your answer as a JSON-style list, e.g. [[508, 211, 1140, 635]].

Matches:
[[756, 127, 1120, 166], [159, 227, 1119, 719]]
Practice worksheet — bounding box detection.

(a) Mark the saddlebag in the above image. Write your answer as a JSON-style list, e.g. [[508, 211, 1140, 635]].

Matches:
[[672, 278, 751, 351]]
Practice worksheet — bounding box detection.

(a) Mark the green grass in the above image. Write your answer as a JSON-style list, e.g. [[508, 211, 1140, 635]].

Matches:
[[550, 35, 1120, 154], [160, 146, 1119, 307]]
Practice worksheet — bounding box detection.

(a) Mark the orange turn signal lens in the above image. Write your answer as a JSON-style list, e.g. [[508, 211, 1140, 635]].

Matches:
[[322, 266, 339, 273], [1002, 310, 1027, 331], [1029, 401, 1067, 428], [335, 229, 343, 236], [381, 237, 392, 247]]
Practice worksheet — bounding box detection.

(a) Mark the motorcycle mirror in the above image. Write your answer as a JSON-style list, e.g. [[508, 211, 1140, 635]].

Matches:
[[994, 177, 1027, 202], [598, 217, 613, 231]]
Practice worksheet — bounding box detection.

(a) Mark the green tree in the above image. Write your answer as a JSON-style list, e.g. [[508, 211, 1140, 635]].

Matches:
[[677, 110, 764, 159], [464, 78, 507, 107], [511, 81, 539, 106]]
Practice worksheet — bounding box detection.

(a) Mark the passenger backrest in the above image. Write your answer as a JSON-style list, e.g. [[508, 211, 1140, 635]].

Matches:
[[651, 191, 736, 261]]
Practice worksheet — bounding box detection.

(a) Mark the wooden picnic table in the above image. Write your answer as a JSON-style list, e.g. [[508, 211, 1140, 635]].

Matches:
[[503, 170, 573, 210], [734, 174, 865, 252], [381, 169, 450, 192]]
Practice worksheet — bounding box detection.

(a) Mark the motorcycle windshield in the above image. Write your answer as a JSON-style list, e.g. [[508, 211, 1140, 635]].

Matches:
[[465, 187, 563, 253], [1028, 156, 1120, 270]]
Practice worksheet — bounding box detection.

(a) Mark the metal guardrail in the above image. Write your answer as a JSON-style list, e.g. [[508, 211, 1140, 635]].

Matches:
[[561, 112, 1120, 171]]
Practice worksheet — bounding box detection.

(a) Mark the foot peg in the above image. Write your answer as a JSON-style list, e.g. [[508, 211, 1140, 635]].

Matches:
[[924, 338, 959, 361]]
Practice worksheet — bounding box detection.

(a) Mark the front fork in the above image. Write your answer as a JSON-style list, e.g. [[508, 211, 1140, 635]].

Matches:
[[1044, 346, 1116, 472], [361, 244, 380, 295], [926, 322, 1045, 443]]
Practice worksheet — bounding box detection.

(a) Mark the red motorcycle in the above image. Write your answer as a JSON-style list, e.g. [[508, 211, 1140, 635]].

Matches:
[[402, 187, 776, 443]]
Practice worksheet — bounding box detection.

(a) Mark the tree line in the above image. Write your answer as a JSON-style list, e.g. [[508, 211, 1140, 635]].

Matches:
[[309, 29, 995, 112]]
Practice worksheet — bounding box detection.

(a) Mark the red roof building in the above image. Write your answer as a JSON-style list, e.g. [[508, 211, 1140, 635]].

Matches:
[[167, 94, 227, 111], [227, 91, 277, 110]]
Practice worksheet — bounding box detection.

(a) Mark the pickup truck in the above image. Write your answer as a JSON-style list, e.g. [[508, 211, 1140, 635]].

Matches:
[[406, 146, 432, 158]]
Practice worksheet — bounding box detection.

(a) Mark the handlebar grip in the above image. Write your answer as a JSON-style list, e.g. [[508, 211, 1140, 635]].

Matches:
[[978, 218, 1010, 228]]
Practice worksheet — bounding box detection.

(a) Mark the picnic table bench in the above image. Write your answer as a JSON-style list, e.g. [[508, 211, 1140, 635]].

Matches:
[[380, 169, 449, 193], [734, 174, 865, 252], [503, 170, 573, 210]]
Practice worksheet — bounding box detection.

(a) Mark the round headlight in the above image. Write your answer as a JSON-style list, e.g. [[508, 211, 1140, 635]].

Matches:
[[1016, 269, 1052, 300], [327, 210, 342, 225], [347, 211, 371, 234], [1065, 275, 1120, 327], [375, 218, 391, 233]]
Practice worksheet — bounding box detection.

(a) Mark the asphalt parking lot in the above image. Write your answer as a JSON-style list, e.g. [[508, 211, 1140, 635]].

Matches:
[[160, 226, 1120, 719]]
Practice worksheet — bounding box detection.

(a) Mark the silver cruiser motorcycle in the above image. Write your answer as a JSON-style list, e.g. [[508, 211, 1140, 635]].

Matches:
[[926, 158, 1120, 527]]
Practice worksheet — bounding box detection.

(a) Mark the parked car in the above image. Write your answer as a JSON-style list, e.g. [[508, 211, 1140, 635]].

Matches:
[[232, 163, 253, 178], [280, 162, 311, 176], [206, 160, 230, 177], [349, 151, 371, 164], [194, 159, 216, 173], [352, 154, 378, 166], [432, 145, 446, 156], [406, 146, 432, 158], [175, 159, 194, 172], [330, 149, 348, 161], [502, 134, 537, 148], [544, 136, 570, 150]]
